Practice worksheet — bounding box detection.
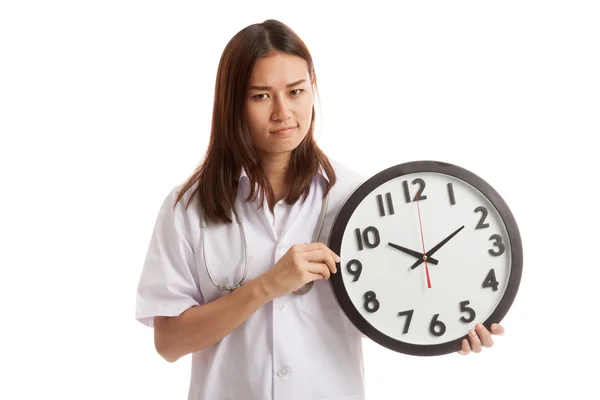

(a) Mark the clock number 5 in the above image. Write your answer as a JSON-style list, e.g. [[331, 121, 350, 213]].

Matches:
[[459, 300, 476, 323]]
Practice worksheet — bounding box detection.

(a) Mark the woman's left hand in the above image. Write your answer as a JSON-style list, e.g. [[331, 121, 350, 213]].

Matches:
[[458, 323, 504, 355]]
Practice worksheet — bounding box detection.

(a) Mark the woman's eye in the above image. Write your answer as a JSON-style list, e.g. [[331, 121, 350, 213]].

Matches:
[[290, 89, 304, 96], [253, 93, 269, 100]]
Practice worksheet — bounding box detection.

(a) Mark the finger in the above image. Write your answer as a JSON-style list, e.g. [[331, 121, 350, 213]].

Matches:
[[306, 262, 330, 280], [468, 329, 482, 353], [475, 323, 494, 348], [312, 242, 341, 263], [491, 323, 505, 336], [305, 249, 337, 274], [458, 338, 470, 355]]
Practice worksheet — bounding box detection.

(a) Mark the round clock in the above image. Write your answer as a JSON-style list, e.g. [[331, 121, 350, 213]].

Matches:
[[328, 160, 523, 356]]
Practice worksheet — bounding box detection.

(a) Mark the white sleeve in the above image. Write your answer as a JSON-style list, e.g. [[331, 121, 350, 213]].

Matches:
[[135, 187, 204, 328]]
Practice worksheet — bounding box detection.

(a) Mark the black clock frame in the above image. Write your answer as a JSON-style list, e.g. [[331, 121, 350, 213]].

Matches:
[[328, 160, 523, 356]]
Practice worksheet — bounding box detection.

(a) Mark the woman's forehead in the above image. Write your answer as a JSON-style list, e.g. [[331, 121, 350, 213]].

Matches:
[[248, 53, 310, 88]]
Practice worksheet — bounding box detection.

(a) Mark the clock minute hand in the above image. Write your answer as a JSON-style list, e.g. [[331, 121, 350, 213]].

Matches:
[[387, 242, 439, 265], [410, 225, 465, 270]]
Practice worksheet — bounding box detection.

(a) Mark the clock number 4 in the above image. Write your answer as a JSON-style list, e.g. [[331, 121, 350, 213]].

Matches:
[[403, 178, 427, 203], [482, 269, 500, 291], [355, 227, 380, 251]]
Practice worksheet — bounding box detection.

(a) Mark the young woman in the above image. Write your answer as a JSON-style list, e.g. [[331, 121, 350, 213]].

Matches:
[[135, 19, 504, 400]]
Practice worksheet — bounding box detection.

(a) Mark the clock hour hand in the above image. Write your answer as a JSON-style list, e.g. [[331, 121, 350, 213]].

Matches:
[[387, 242, 439, 265], [410, 225, 465, 270]]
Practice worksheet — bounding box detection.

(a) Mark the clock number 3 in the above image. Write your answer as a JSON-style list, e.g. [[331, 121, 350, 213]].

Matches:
[[363, 291, 380, 313]]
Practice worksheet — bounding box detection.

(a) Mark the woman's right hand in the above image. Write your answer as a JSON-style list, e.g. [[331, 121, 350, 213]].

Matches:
[[260, 242, 340, 299]]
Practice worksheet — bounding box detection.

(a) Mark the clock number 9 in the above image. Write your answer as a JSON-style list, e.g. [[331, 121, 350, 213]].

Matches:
[[363, 291, 380, 313], [429, 314, 447, 337], [346, 259, 362, 282]]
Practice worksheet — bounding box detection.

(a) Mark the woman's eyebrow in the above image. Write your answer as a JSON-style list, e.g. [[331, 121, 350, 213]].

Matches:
[[249, 79, 306, 91]]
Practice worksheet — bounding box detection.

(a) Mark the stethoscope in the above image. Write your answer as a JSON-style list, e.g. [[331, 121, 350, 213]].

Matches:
[[199, 193, 329, 295]]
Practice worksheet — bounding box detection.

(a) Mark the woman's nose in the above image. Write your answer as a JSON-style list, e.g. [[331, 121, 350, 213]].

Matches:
[[271, 97, 292, 121]]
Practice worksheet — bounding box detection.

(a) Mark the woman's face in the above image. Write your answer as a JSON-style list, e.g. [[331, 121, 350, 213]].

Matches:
[[245, 53, 314, 160]]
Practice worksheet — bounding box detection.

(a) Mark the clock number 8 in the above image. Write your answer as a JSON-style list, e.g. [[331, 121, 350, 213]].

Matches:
[[363, 291, 380, 313]]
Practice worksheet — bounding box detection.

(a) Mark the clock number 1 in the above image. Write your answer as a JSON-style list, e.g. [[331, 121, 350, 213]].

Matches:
[[355, 227, 380, 251]]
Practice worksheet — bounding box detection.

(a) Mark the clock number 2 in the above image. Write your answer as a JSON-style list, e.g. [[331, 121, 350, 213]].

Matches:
[[363, 291, 380, 313], [355, 227, 380, 251]]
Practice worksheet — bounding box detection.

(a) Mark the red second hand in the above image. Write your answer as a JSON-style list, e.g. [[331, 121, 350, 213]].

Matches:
[[416, 199, 432, 289]]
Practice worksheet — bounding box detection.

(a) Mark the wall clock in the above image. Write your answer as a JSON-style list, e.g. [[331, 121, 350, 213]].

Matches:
[[328, 160, 523, 356]]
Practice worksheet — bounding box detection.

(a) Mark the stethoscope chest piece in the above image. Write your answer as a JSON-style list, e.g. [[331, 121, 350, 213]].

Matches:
[[293, 282, 313, 295]]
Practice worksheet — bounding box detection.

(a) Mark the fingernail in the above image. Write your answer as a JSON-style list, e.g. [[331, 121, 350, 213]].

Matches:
[[335, 256, 341, 263]]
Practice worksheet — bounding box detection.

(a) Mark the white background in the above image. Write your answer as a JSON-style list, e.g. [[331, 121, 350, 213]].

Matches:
[[1, 1, 598, 399]]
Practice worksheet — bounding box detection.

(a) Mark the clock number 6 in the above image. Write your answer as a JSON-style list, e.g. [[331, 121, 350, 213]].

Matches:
[[363, 291, 380, 313], [429, 314, 447, 337]]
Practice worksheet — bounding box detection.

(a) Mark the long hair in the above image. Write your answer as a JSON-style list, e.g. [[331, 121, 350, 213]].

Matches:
[[174, 19, 336, 224]]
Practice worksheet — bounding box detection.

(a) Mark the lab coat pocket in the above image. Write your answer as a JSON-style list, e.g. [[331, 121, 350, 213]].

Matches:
[[299, 278, 343, 316]]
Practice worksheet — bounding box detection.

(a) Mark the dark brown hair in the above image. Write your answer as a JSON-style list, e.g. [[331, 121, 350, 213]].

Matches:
[[174, 19, 336, 224]]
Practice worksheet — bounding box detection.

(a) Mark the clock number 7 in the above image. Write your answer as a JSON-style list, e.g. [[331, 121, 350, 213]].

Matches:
[[397, 309, 414, 334]]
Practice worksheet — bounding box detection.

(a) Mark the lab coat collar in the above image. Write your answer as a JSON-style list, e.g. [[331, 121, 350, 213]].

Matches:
[[239, 163, 330, 184]]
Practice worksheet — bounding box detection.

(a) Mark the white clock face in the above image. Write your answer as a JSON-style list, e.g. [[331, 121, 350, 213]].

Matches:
[[336, 171, 513, 347]]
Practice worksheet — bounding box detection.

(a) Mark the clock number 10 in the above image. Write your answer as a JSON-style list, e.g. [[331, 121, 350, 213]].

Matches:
[[355, 227, 380, 251]]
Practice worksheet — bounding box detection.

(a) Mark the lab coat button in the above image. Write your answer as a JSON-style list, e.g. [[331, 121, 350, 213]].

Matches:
[[277, 366, 292, 377], [279, 303, 288, 312]]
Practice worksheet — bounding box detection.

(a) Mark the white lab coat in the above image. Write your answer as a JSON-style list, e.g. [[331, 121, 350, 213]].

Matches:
[[136, 158, 367, 400]]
